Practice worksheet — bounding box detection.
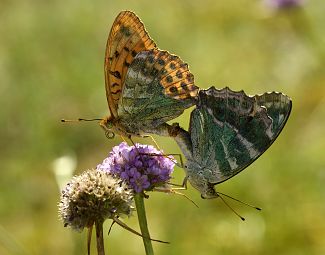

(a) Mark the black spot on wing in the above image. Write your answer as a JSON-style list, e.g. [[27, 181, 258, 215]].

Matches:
[[158, 59, 165, 66], [148, 55, 154, 64], [150, 67, 159, 76], [186, 73, 194, 82], [166, 75, 173, 83], [160, 68, 168, 75], [169, 62, 176, 70], [109, 70, 122, 79], [169, 86, 178, 93], [131, 50, 137, 57], [120, 25, 131, 36], [181, 82, 189, 91], [111, 89, 121, 95]]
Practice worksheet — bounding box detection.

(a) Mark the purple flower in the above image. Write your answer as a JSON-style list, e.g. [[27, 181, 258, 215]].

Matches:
[[97, 142, 175, 193], [265, 0, 306, 9]]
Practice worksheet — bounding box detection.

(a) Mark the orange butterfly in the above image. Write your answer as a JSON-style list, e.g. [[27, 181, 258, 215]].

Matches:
[[99, 11, 198, 140]]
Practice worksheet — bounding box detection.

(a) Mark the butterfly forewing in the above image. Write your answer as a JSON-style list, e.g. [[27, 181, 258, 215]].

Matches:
[[105, 11, 156, 117], [190, 87, 292, 184]]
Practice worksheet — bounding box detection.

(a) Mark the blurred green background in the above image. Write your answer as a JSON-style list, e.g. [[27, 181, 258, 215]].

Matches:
[[1, 0, 325, 254]]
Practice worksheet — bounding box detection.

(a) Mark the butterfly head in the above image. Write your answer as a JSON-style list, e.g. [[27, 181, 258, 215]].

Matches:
[[199, 183, 219, 199], [189, 176, 218, 199], [99, 117, 116, 139], [186, 161, 219, 199]]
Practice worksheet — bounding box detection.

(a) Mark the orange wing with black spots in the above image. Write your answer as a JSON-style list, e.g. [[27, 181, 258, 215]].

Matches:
[[104, 11, 156, 117], [117, 49, 198, 125], [156, 50, 197, 100], [121, 48, 198, 102]]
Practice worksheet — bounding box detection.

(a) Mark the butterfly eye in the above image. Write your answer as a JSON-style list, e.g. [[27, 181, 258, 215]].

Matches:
[[105, 131, 115, 139], [105, 121, 113, 129]]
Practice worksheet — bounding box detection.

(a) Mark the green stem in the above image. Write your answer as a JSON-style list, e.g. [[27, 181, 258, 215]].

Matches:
[[95, 219, 105, 255], [134, 193, 154, 255]]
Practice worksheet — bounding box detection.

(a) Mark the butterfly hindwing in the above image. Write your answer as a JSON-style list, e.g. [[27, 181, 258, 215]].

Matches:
[[117, 49, 198, 127], [105, 11, 156, 117], [255, 92, 292, 133], [189, 87, 292, 184]]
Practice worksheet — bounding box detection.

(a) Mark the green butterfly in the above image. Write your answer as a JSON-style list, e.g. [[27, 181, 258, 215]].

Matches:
[[173, 86, 292, 198]]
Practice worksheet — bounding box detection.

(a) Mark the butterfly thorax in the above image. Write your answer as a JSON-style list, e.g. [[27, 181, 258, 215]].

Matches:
[[100, 116, 144, 137], [186, 160, 219, 199]]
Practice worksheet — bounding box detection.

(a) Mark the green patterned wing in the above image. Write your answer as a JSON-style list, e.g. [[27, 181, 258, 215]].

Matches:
[[255, 92, 292, 134], [117, 49, 198, 128], [188, 86, 292, 185]]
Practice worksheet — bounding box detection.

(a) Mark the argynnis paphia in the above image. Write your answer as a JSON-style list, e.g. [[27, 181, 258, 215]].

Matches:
[[100, 11, 198, 139], [172, 87, 292, 198]]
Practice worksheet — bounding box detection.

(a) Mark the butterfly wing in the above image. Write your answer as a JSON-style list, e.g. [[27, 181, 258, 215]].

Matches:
[[105, 11, 156, 117], [117, 49, 198, 128], [189, 86, 292, 184], [255, 92, 292, 134]]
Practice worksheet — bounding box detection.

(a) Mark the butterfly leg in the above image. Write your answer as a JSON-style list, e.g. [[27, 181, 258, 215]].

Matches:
[[134, 153, 187, 188], [127, 136, 153, 169], [145, 135, 161, 150], [119, 135, 128, 143], [152, 186, 198, 208], [166, 153, 184, 168], [167, 175, 188, 189], [141, 122, 192, 161], [138, 152, 184, 169], [126, 135, 138, 148]]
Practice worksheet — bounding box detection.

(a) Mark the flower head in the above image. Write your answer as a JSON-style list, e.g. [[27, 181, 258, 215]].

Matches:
[[265, 0, 306, 9], [97, 142, 175, 193], [58, 169, 134, 231]]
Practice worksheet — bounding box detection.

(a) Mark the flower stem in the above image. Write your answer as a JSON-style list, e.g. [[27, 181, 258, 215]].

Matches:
[[134, 193, 154, 255], [95, 219, 105, 255]]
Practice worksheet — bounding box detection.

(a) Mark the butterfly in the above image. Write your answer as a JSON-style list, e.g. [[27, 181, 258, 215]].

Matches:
[[172, 86, 292, 198], [100, 11, 198, 139]]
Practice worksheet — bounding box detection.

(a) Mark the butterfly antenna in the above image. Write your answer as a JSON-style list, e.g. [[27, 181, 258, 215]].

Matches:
[[216, 191, 261, 211], [61, 118, 104, 123], [218, 194, 246, 221], [112, 216, 169, 244]]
